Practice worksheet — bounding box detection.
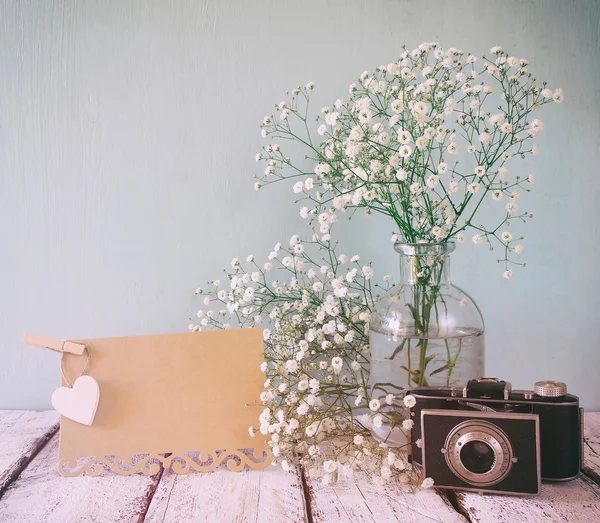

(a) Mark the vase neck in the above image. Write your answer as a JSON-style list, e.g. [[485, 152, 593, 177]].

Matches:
[[395, 243, 454, 286]]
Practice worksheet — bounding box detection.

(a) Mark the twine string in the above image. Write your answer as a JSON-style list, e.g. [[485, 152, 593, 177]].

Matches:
[[60, 347, 90, 388]]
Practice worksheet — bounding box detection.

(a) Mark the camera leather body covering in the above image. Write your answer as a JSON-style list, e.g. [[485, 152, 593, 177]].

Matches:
[[407, 379, 583, 495], [420, 410, 541, 495]]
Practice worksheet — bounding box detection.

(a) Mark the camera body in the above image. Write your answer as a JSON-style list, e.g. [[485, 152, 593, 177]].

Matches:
[[408, 378, 583, 495]]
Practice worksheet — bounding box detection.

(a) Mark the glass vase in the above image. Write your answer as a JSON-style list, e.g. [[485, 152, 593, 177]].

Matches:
[[368, 242, 484, 446]]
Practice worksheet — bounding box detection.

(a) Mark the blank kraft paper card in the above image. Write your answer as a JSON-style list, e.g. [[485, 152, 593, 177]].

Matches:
[[57, 328, 271, 476]]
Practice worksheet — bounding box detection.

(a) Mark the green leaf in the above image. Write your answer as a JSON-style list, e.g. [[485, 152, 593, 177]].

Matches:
[[406, 303, 418, 321], [430, 364, 450, 376], [400, 365, 421, 378], [372, 382, 405, 393], [385, 338, 408, 360]]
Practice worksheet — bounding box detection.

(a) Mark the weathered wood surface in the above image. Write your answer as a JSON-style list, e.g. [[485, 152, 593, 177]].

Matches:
[[584, 411, 600, 484], [454, 475, 600, 523], [0, 410, 59, 497], [0, 411, 599, 522], [0, 433, 161, 523], [144, 464, 307, 522], [303, 469, 467, 523]]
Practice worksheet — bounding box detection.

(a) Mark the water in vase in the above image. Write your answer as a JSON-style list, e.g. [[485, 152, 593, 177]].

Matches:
[[368, 326, 484, 447]]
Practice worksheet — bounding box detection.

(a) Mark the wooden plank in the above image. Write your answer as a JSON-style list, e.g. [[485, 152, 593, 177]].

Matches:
[[584, 412, 600, 484], [303, 468, 467, 523], [144, 462, 308, 523], [0, 433, 161, 523], [454, 475, 600, 523], [0, 410, 59, 497]]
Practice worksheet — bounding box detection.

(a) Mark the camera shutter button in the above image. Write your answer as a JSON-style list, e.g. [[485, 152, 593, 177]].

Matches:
[[534, 380, 567, 397]]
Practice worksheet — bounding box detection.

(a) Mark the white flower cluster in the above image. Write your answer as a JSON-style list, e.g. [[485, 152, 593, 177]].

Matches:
[[191, 228, 429, 487], [256, 43, 562, 278]]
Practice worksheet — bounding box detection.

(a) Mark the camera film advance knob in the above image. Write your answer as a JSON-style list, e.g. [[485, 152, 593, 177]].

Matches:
[[533, 380, 567, 397]]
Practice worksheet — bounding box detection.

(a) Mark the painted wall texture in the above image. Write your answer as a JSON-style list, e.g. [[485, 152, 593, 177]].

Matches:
[[1, 0, 599, 410]]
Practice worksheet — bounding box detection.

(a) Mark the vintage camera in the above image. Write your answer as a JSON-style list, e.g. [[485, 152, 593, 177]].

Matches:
[[408, 378, 583, 496]]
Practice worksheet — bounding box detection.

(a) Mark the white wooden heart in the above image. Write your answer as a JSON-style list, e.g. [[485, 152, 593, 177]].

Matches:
[[51, 375, 100, 426]]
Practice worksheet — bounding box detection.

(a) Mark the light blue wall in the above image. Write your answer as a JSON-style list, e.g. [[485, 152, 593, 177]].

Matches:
[[1, 0, 598, 410]]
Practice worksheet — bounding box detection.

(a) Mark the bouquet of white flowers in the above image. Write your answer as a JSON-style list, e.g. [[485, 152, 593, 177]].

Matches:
[[255, 42, 562, 278], [192, 43, 562, 486], [192, 229, 426, 486], [254, 42, 562, 392]]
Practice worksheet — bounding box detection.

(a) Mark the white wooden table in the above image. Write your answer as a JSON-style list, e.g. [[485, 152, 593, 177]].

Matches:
[[0, 411, 599, 522]]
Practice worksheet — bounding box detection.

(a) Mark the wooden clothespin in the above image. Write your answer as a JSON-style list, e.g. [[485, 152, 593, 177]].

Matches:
[[22, 334, 86, 355]]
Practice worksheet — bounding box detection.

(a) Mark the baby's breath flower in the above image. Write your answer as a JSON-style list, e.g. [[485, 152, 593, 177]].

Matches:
[[553, 88, 564, 103], [479, 132, 491, 144], [421, 477, 435, 489], [467, 182, 480, 193], [305, 421, 318, 436], [331, 356, 343, 374], [403, 395, 417, 408], [402, 419, 414, 430], [362, 266, 374, 280], [323, 460, 338, 473], [369, 399, 381, 411]]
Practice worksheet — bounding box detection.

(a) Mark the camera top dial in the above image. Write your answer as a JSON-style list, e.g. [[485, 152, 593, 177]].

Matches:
[[533, 380, 567, 398]]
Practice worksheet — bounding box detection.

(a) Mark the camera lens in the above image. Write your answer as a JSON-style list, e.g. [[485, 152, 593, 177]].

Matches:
[[460, 440, 496, 474], [443, 420, 514, 486]]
